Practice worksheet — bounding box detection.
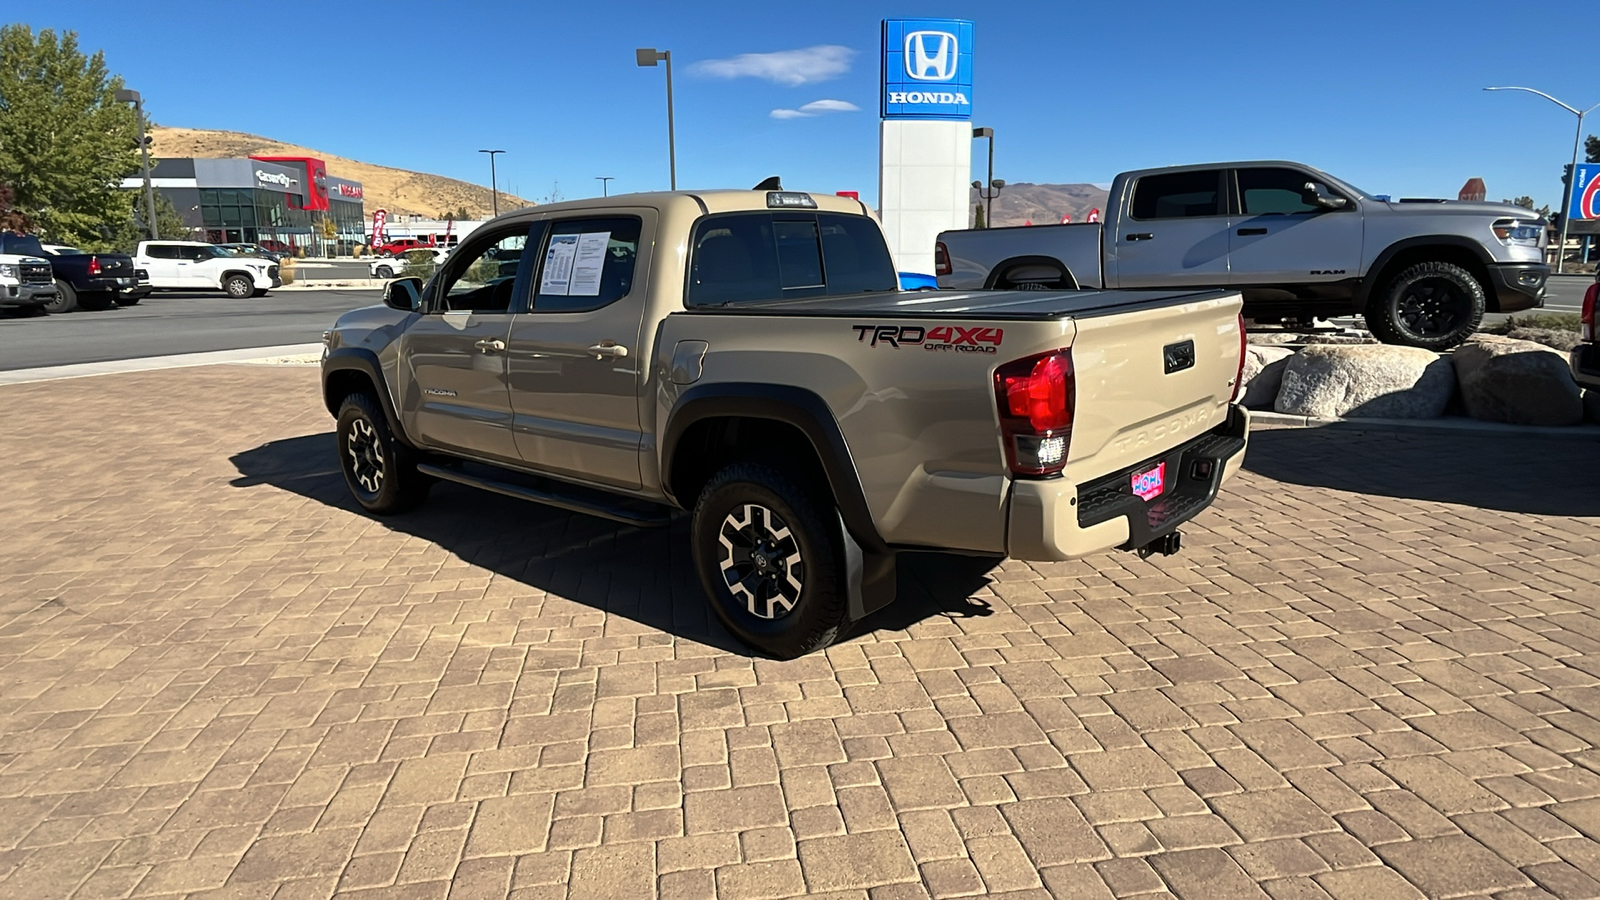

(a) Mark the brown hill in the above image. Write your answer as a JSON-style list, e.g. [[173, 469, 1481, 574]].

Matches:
[[969, 182, 1110, 228], [148, 126, 530, 219]]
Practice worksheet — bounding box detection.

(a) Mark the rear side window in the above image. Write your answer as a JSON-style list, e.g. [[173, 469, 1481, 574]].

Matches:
[[532, 216, 641, 312], [145, 245, 179, 259], [2, 233, 45, 255], [687, 211, 896, 306], [1131, 171, 1222, 219]]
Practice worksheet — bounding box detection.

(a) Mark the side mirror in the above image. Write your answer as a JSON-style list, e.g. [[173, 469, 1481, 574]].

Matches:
[[1302, 181, 1349, 210], [383, 277, 423, 312]]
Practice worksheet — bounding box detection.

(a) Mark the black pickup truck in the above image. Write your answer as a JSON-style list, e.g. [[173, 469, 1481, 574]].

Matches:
[[0, 232, 148, 313]]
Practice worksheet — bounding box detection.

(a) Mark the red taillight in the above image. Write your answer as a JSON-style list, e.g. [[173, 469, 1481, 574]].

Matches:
[[934, 241, 951, 277], [1230, 312, 1247, 402], [995, 349, 1074, 476], [1583, 283, 1597, 342], [88, 255, 102, 276]]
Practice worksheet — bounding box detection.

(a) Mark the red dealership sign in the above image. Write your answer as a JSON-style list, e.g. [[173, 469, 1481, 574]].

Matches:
[[370, 210, 387, 249]]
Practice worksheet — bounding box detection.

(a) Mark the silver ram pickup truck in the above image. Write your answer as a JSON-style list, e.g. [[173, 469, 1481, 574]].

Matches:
[[321, 188, 1249, 658], [938, 161, 1549, 350]]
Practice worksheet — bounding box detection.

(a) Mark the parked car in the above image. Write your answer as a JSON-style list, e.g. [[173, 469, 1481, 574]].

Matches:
[[256, 239, 295, 255], [322, 188, 1249, 658], [376, 238, 433, 257], [370, 247, 449, 279], [937, 160, 1550, 349], [897, 271, 938, 290], [0, 244, 56, 315], [217, 242, 287, 262], [134, 241, 280, 298], [1571, 272, 1600, 393], [0, 233, 143, 313]]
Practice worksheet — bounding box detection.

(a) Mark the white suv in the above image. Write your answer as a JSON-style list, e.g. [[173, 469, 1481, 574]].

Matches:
[[134, 241, 280, 298]]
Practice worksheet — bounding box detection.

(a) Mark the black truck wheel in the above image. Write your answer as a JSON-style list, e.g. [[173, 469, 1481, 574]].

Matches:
[[691, 461, 848, 659], [335, 392, 431, 514], [45, 280, 78, 313], [224, 274, 253, 299], [1365, 261, 1485, 350]]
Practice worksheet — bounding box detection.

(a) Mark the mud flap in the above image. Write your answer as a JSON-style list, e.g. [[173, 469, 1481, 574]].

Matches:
[[839, 512, 896, 621]]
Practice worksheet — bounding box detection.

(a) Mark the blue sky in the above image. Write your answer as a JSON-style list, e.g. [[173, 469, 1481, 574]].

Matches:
[[24, 0, 1600, 209]]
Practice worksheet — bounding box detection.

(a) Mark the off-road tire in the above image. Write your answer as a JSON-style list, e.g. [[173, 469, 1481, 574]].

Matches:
[[45, 280, 77, 314], [692, 461, 847, 659], [1365, 261, 1486, 350], [335, 392, 431, 515], [224, 274, 253, 299], [374, 265, 395, 279]]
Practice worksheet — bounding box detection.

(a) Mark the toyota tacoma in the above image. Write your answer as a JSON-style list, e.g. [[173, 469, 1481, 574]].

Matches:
[[321, 188, 1250, 657]]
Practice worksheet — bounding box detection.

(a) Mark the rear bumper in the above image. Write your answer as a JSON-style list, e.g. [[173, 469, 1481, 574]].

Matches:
[[1571, 343, 1600, 391], [1, 282, 57, 309], [82, 277, 150, 299], [1007, 406, 1249, 561], [1486, 262, 1548, 312]]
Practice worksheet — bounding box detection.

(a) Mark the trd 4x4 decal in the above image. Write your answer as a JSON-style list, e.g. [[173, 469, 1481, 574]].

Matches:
[[852, 324, 1003, 353]]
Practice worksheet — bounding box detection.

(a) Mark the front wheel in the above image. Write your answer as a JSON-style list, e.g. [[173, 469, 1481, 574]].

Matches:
[[374, 265, 395, 279], [335, 393, 431, 514], [1365, 261, 1486, 350], [691, 461, 848, 659], [224, 274, 253, 299], [45, 280, 78, 314]]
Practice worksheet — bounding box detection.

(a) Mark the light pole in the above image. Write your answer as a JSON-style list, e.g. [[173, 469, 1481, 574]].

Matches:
[[635, 48, 676, 190], [115, 88, 159, 240], [971, 178, 1005, 229], [1485, 86, 1600, 274], [596, 176, 615, 197], [972, 126, 997, 227], [479, 149, 505, 218]]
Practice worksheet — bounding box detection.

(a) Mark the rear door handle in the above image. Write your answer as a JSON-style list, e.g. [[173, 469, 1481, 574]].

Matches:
[[1236, 227, 1268, 236], [474, 339, 506, 353], [1125, 233, 1154, 242], [587, 341, 629, 359]]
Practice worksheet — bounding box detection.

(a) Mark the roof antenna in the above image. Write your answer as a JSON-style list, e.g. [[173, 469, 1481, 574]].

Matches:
[[753, 176, 782, 191]]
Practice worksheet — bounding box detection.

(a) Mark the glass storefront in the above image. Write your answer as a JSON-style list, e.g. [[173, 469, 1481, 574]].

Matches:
[[200, 188, 314, 250]]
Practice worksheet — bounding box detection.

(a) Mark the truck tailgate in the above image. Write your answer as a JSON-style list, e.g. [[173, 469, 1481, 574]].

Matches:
[[1065, 292, 1243, 484]]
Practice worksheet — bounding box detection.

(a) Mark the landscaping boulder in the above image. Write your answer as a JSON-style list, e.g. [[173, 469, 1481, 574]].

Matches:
[[1452, 335, 1582, 426], [1240, 345, 1294, 409], [1275, 345, 1454, 419]]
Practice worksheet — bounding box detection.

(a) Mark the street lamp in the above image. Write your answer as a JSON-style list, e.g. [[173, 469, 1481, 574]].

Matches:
[[115, 88, 159, 240], [596, 176, 615, 197], [635, 48, 676, 190], [1485, 86, 1600, 274], [478, 149, 505, 218], [972, 127, 998, 227]]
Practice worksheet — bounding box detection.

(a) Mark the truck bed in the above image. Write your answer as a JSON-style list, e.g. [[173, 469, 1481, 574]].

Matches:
[[680, 287, 1232, 321]]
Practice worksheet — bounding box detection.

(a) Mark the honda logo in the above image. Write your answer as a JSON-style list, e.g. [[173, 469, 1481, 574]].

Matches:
[[904, 30, 957, 81]]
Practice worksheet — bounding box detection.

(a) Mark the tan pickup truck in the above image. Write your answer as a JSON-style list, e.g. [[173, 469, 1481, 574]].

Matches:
[[321, 188, 1249, 657]]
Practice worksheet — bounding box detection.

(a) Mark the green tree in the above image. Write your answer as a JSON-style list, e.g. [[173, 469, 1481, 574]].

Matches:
[[0, 183, 29, 232], [0, 26, 140, 245], [1588, 135, 1599, 164], [1510, 196, 1535, 210], [106, 192, 191, 253], [974, 203, 987, 229]]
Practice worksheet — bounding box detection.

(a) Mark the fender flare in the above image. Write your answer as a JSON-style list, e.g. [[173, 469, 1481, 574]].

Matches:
[[662, 383, 896, 620], [984, 255, 1079, 290], [1356, 235, 1495, 307], [321, 347, 414, 447]]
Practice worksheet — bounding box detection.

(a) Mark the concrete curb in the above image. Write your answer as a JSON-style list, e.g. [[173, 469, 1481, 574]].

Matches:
[[1249, 409, 1600, 440], [275, 280, 388, 291], [0, 344, 324, 386]]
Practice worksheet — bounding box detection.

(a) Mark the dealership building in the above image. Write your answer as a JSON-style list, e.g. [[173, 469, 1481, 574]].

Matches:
[[121, 156, 365, 253]]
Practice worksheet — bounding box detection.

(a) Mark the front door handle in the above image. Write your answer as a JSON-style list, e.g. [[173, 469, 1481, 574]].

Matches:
[[1125, 233, 1154, 242], [1236, 227, 1268, 236], [474, 339, 506, 353], [587, 341, 630, 359]]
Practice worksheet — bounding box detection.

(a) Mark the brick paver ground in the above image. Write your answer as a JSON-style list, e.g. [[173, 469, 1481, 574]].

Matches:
[[3, 364, 1599, 900]]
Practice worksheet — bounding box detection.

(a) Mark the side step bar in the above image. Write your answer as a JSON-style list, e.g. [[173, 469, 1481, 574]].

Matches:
[[417, 463, 673, 528]]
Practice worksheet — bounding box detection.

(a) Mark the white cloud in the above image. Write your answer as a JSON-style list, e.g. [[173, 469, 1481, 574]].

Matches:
[[692, 45, 855, 87], [770, 98, 861, 120]]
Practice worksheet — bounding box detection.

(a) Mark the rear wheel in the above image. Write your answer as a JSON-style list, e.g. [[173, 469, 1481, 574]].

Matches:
[[45, 280, 77, 313], [224, 274, 253, 299], [691, 461, 847, 659], [1365, 261, 1485, 350], [374, 265, 395, 279], [335, 393, 431, 514]]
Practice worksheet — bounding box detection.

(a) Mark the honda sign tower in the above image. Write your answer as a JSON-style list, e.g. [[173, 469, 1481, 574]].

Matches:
[[879, 18, 974, 275]]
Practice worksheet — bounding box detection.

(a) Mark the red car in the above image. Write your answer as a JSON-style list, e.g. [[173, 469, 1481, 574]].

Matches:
[[377, 238, 432, 257]]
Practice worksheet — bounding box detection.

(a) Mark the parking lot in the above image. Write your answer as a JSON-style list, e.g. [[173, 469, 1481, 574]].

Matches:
[[2, 363, 1598, 899]]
